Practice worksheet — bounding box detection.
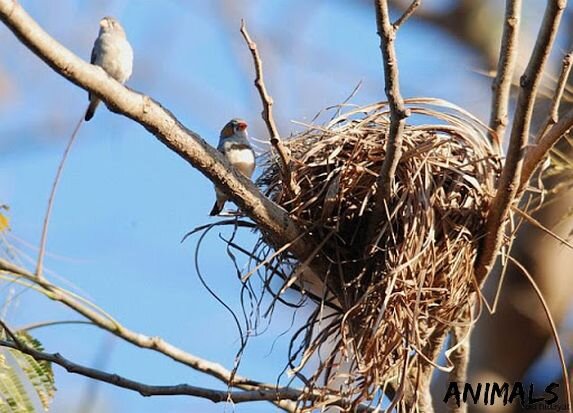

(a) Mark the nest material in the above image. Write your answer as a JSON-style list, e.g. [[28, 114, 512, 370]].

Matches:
[[257, 98, 500, 410]]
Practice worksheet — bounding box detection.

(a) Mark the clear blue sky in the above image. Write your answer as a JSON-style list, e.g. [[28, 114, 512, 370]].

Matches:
[[0, 1, 498, 412]]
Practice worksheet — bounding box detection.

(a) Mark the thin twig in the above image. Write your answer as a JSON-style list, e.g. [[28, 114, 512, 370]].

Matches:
[[0, 337, 303, 404], [521, 105, 573, 191], [373, 0, 410, 202], [536, 51, 573, 141], [511, 205, 573, 250], [488, 0, 522, 153], [365, 0, 412, 253], [240, 20, 299, 197], [36, 116, 84, 279], [393, 0, 421, 29], [507, 256, 572, 413], [475, 0, 567, 286]]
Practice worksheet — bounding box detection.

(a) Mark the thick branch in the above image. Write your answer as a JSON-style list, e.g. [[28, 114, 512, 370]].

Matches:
[[488, 0, 522, 153], [475, 0, 567, 285], [0, 338, 301, 404], [240, 20, 299, 197], [0, 0, 323, 275]]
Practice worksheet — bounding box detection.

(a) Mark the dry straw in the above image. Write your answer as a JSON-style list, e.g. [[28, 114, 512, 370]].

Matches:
[[252, 97, 501, 410]]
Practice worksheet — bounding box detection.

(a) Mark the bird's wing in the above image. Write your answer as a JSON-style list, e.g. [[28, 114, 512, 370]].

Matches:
[[90, 36, 103, 65], [217, 139, 227, 154], [90, 44, 98, 65]]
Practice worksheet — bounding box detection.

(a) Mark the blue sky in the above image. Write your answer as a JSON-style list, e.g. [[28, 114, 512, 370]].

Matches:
[[0, 1, 507, 412]]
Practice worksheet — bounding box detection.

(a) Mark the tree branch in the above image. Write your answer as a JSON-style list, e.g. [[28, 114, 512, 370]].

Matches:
[[0, 336, 302, 404], [364, 0, 412, 253], [0, 258, 297, 411], [521, 105, 573, 190], [240, 20, 299, 198], [488, 0, 522, 153], [536, 51, 573, 141], [393, 0, 421, 29], [475, 0, 567, 286], [373, 0, 410, 202], [0, 0, 325, 276]]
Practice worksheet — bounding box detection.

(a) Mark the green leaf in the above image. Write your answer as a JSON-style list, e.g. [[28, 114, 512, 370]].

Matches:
[[0, 333, 56, 412]]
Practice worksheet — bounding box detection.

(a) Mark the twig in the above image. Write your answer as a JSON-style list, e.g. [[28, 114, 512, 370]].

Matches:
[[36, 116, 84, 279], [536, 51, 573, 141], [488, 0, 522, 153], [507, 256, 572, 413], [521, 105, 573, 190], [393, 0, 421, 29], [362, 0, 412, 254], [0, 338, 303, 404], [0, 0, 328, 280], [511, 205, 573, 250], [17, 320, 94, 332], [475, 0, 567, 286], [373, 0, 410, 202], [240, 20, 299, 197]]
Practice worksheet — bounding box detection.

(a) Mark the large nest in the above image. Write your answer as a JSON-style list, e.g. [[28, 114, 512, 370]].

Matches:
[[254, 98, 501, 410]]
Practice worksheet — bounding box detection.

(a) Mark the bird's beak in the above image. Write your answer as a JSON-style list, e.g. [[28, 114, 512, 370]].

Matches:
[[237, 122, 247, 131]]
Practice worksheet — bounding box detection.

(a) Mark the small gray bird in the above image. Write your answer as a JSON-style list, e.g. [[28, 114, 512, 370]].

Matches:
[[210, 119, 256, 216], [85, 16, 133, 121]]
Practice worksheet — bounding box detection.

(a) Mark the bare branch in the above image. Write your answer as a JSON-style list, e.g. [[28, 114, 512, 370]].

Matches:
[[0, 337, 302, 404], [373, 0, 410, 202], [488, 0, 522, 153], [0, 0, 326, 277], [475, 0, 567, 285], [521, 106, 573, 189], [240, 20, 300, 197], [393, 0, 421, 29], [536, 51, 573, 140]]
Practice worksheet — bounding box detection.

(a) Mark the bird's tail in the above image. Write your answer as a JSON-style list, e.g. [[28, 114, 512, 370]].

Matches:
[[84, 97, 100, 121], [209, 200, 224, 216]]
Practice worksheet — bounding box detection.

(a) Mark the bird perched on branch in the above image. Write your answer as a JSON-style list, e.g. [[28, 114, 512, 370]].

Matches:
[[85, 16, 133, 121], [210, 119, 256, 216]]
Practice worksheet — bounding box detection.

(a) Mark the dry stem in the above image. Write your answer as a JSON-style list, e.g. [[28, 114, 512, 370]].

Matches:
[[240, 20, 299, 197], [536, 51, 573, 140], [488, 0, 522, 153], [475, 0, 567, 286], [35, 117, 84, 280], [367, 0, 412, 251]]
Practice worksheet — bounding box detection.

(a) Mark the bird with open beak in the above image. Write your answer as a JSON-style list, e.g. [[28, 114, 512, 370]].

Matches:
[[85, 16, 133, 121], [210, 119, 256, 216]]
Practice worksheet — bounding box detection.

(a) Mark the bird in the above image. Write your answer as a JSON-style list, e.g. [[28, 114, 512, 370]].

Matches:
[[85, 16, 134, 121], [210, 119, 256, 216]]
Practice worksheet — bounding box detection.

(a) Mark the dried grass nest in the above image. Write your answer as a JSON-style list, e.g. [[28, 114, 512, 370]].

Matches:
[[255, 98, 501, 410]]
